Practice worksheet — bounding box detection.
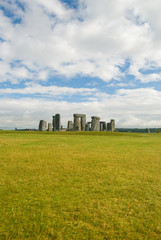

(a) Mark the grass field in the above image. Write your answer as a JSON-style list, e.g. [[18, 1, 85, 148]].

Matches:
[[0, 131, 161, 239]]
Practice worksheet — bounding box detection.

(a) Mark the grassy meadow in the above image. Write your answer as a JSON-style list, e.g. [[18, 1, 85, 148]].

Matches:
[[0, 131, 161, 239]]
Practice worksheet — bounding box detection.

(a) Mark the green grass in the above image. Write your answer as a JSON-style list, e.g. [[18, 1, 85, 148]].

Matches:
[[0, 131, 161, 239]]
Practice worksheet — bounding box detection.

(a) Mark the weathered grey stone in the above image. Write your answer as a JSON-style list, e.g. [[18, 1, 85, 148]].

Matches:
[[52, 114, 61, 131], [67, 121, 73, 131], [73, 114, 86, 131], [91, 116, 100, 131], [103, 121, 107, 131], [92, 116, 100, 120], [81, 116, 86, 131], [107, 122, 111, 131], [52, 116, 55, 131], [55, 114, 61, 131], [74, 116, 81, 131], [48, 123, 52, 132], [110, 119, 115, 132], [100, 121, 106, 131], [85, 123, 89, 131], [73, 114, 86, 118], [39, 120, 47, 131], [85, 122, 91, 131], [107, 120, 115, 132]]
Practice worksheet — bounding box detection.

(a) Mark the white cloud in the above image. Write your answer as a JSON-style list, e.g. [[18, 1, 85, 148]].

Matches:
[[0, 84, 97, 97], [34, 0, 74, 20], [0, 87, 161, 129], [1, 0, 161, 129], [1, 0, 161, 82]]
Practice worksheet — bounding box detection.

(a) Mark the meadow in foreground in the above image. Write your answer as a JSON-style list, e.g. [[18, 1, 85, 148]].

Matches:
[[0, 131, 161, 239]]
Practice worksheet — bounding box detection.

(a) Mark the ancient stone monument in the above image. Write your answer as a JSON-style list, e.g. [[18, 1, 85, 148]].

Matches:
[[67, 121, 73, 131], [48, 123, 52, 132], [73, 114, 86, 131], [85, 122, 91, 131], [100, 121, 107, 131], [52, 114, 61, 131], [107, 119, 115, 132], [110, 119, 115, 132], [91, 116, 100, 131], [39, 120, 47, 131], [107, 122, 111, 131], [38, 113, 116, 132]]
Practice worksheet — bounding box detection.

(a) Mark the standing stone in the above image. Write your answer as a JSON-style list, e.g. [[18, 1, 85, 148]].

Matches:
[[55, 114, 61, 131], [103, 121, 107, 131], [52, 114, 61, 131], [74, 116, 81, 131], [39, 120, 47, 131], [73, 114, 86, 131], [81, 116, 86, 131], [48, 123, 52, 132], [100, 121, 106, 131], [91, 116, 100, 131], [100, 122, 103, 131], [85, 123, 89, 131], [110, 119, 115, 132], [52, 116, 55, 131], [86, 122, 91, 131], [107, 122, 111, 131], [67, 121, 73, 131]]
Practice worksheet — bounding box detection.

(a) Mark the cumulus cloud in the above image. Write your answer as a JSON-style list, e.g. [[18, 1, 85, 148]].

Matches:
[[0, 87, 161, 129], [0, 83, 97, 97], [0, 0, 161, 82], [0, 0, 161, 128]]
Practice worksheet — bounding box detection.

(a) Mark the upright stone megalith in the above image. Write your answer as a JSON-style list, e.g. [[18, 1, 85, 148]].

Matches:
[[86, 122, 91, 131], [67, 121, 73, 131], [39, 120, 47, 131], [107, 119, 115, 132], [100, 121, 107, 131], [73, 114, 86, 131], [91, 116, 100, 131], [48, 123, 52, 132], [107, 122, 111, 131], [52, 116, 55, 131], [74, 116, 81, 131], [52, 113, 61, 131], [110, 119, 115, 132]]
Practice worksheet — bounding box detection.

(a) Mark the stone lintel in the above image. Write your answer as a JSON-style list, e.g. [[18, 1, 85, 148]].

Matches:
[[73, 114, 86, 118], [91, 116, 100, 120]]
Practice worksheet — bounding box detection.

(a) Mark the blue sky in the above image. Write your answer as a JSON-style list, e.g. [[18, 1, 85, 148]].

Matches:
[[0, 0, 161, 129]]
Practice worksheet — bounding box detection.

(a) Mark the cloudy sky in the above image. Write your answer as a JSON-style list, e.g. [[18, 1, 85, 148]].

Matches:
[[0, 0, 161, 129]]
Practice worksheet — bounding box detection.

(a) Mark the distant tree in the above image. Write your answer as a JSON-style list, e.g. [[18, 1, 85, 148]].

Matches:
[[156, 129, 160, 133]]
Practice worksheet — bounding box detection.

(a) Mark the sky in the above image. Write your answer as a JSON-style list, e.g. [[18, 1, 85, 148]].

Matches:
[[0, 0, 161, 129]]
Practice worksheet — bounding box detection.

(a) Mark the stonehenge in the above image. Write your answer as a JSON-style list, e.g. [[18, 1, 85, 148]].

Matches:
[[52, 114, 61, 131], [91, 116, 100, 131], [110, 119, 115, 132], [48, 123, 52, 132], [100, 121, 107, 131], [107, 119, 115, 132], [39, 113, 116, 132], [39, 120, 47, 131], [73, 114, 86, 131], [67, 121, 73, 131], [86, 122, 91, 131]]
